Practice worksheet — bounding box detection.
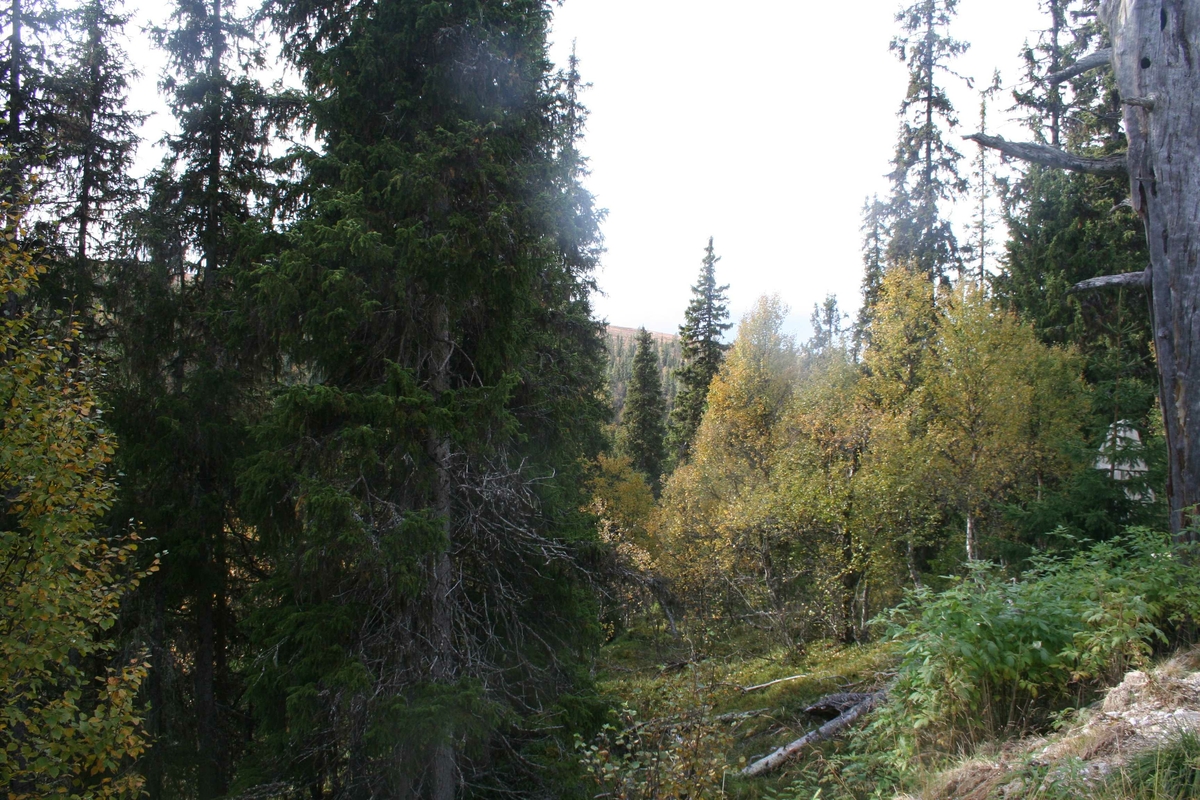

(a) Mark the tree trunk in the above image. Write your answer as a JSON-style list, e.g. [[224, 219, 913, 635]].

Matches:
[[8, 0, 20, 152], [1101, 0, 1200, 539], [195, 590, 220, 800], [965, 512, 978, 561], [428, 303, 457, 800]]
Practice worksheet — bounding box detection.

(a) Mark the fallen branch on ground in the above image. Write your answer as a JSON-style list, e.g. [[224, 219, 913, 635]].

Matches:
[[740, 691, 886, 777], [737, 673, 809, 693]]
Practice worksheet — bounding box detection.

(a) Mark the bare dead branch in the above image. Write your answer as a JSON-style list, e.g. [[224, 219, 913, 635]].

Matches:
[[1046, 48, 1112, 85], [1123, 95, 1157, 110], [741, 691, 885, 778], [1070, 269, 1151, 293], [963, 133, 1127, 176], [737, 673, 810, 693]]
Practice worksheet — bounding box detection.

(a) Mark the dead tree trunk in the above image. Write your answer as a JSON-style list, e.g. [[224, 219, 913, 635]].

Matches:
[[1101, 0, 1200, 538]]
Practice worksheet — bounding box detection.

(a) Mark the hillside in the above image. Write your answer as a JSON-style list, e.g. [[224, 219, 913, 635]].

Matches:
[[605, 325, 682, 419]]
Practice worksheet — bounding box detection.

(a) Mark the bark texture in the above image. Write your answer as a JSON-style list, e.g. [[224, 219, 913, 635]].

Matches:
[[963, 133, 1128, 176], [1101, 0, 1200, 537]]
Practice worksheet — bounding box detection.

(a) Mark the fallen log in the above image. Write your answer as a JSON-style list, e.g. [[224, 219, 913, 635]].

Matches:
[[803, 692, 874, 719], [740, 691, 885, 777]]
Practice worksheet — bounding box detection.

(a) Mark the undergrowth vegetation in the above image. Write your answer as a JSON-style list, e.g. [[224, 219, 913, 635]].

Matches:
[[876, 530, 1200, 758], [581, 529, 1200, 799]]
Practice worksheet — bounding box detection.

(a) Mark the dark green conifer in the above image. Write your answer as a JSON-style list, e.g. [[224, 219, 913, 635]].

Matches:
[[854, 195, 887, 354], [994, 0, 1164, 541], [102, 0, 282, 795], [42, 0, 141, 298], [886, 0, 968, 283], [666, 237, 730, 464], [620, 327, 668, 488], [0, 0, 61, 183], [236, 0, 607, 793]]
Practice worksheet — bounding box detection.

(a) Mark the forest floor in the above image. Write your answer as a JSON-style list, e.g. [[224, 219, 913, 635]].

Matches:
[[590, 623, 894, 798], [589, 626, 1200, 799]]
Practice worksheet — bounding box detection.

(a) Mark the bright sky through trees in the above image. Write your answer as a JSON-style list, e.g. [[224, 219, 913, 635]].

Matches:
[[547, 0, 1042, 336], [124, 0, 1043, 337]]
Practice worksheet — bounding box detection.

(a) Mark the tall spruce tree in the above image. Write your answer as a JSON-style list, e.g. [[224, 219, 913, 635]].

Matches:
[[620, 327, 668, 489], [102, 0, 282, 795], [0, 0, 61, 184], [886, 0, 968, 283], [963, 71, 1002, 286], [43, 0, 141, 300], [854, 195, 888, 354], [236, 0, 606, 794], [666, 236, 730, 464]]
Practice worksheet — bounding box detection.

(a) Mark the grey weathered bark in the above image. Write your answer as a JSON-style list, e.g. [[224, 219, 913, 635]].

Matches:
[[1070, 268, 1152, 292], [1101, 0, 1200, 538], [963, 133, 1128, 176], [740, 691, 884, 777], [1047, 47, 1114, 84]]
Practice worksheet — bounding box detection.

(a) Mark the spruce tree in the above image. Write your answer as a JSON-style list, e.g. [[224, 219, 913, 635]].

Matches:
[[43, 0, 141, 298], [237, 0, 606, 793], [886, 0, 968, 282], [666, 236, 731, 464], [854, 195, 887, 354], [620, 327, 668, 488], [0, 0, 61, 183], [102, 0, 282, 795]]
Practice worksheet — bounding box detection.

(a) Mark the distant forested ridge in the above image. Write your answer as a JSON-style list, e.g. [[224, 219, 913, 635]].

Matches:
[[605, 325, 681, 418]]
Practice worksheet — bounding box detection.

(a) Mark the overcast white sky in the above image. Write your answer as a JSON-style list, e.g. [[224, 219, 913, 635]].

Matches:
[[545, 0, 1046, 338], [127, 0, 1049, 339]]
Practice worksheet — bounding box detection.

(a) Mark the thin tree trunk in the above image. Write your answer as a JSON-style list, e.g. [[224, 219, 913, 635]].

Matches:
[[202, 0, 223, 289], [145, 583, 165, 800], [8, 0, 20, 153], [1101, 0, 1200, 539], [429, 303, 456, 800], [965, 512, 977, 561], [195, 589, 219, 800]]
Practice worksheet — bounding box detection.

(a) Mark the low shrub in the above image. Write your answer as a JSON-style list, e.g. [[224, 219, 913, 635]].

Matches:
[[875, 529, 1200, 761]]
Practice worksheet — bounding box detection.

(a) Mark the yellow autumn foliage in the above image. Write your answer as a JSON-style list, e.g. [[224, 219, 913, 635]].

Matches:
[[0, 198, 152, 798]]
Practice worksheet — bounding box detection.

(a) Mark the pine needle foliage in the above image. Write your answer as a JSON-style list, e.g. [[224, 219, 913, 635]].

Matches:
[[234, 0, 609, 793], [886, 0, 968, 283], [666, 237, 730, 466], [619, 327, 668, 490]]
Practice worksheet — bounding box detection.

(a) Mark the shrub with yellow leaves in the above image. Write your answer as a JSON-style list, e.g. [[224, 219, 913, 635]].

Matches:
[[0, 197, 153, 798]]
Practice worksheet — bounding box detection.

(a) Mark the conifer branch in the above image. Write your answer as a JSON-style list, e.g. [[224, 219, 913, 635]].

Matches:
[[963, 133, 1127, 176], [1070, 268, 1151, 293], [1046, 48, 1112, 85]]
